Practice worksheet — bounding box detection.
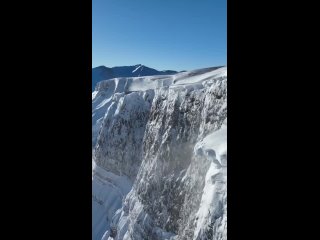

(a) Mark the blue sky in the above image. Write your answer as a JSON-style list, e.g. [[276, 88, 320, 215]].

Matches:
[[92, 0, 226, 71]]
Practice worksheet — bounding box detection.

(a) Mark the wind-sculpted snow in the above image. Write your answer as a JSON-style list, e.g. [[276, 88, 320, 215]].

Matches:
[[92, 66, 227, 240]]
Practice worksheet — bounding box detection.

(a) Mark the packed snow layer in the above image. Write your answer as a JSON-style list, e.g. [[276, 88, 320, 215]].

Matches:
[[92, 66, 227, 240]]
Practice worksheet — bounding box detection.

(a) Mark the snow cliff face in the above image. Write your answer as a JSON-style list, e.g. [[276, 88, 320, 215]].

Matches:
[[92, 66, 227, 240]]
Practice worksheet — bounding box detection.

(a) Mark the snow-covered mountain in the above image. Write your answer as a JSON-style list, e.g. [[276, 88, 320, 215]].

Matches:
[[92, 66, 227, 240], [92, 64, 178, 91]]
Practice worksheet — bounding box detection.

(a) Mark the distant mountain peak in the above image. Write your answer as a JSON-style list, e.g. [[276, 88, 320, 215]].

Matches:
[[92, 64, 178, 91]]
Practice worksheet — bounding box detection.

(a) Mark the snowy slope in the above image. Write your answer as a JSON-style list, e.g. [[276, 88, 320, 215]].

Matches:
[[92, 66, 227, 240], [92, 161, 133, 240]]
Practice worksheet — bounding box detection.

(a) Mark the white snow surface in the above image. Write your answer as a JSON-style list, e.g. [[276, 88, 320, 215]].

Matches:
[[92, 66, 226, 148], [92, 66, 227, 240], [92, 161, 133, 240], [193, 120, 227, 239]]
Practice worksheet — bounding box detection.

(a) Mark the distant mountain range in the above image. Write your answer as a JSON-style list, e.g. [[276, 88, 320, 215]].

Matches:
[[92, 64, 178, 90]]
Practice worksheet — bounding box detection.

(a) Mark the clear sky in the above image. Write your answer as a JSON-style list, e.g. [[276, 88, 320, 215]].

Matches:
[[92, 0, 226, 71]]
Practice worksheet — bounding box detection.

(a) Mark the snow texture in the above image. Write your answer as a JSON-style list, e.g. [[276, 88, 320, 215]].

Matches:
[[92, 66, 227, 240]]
